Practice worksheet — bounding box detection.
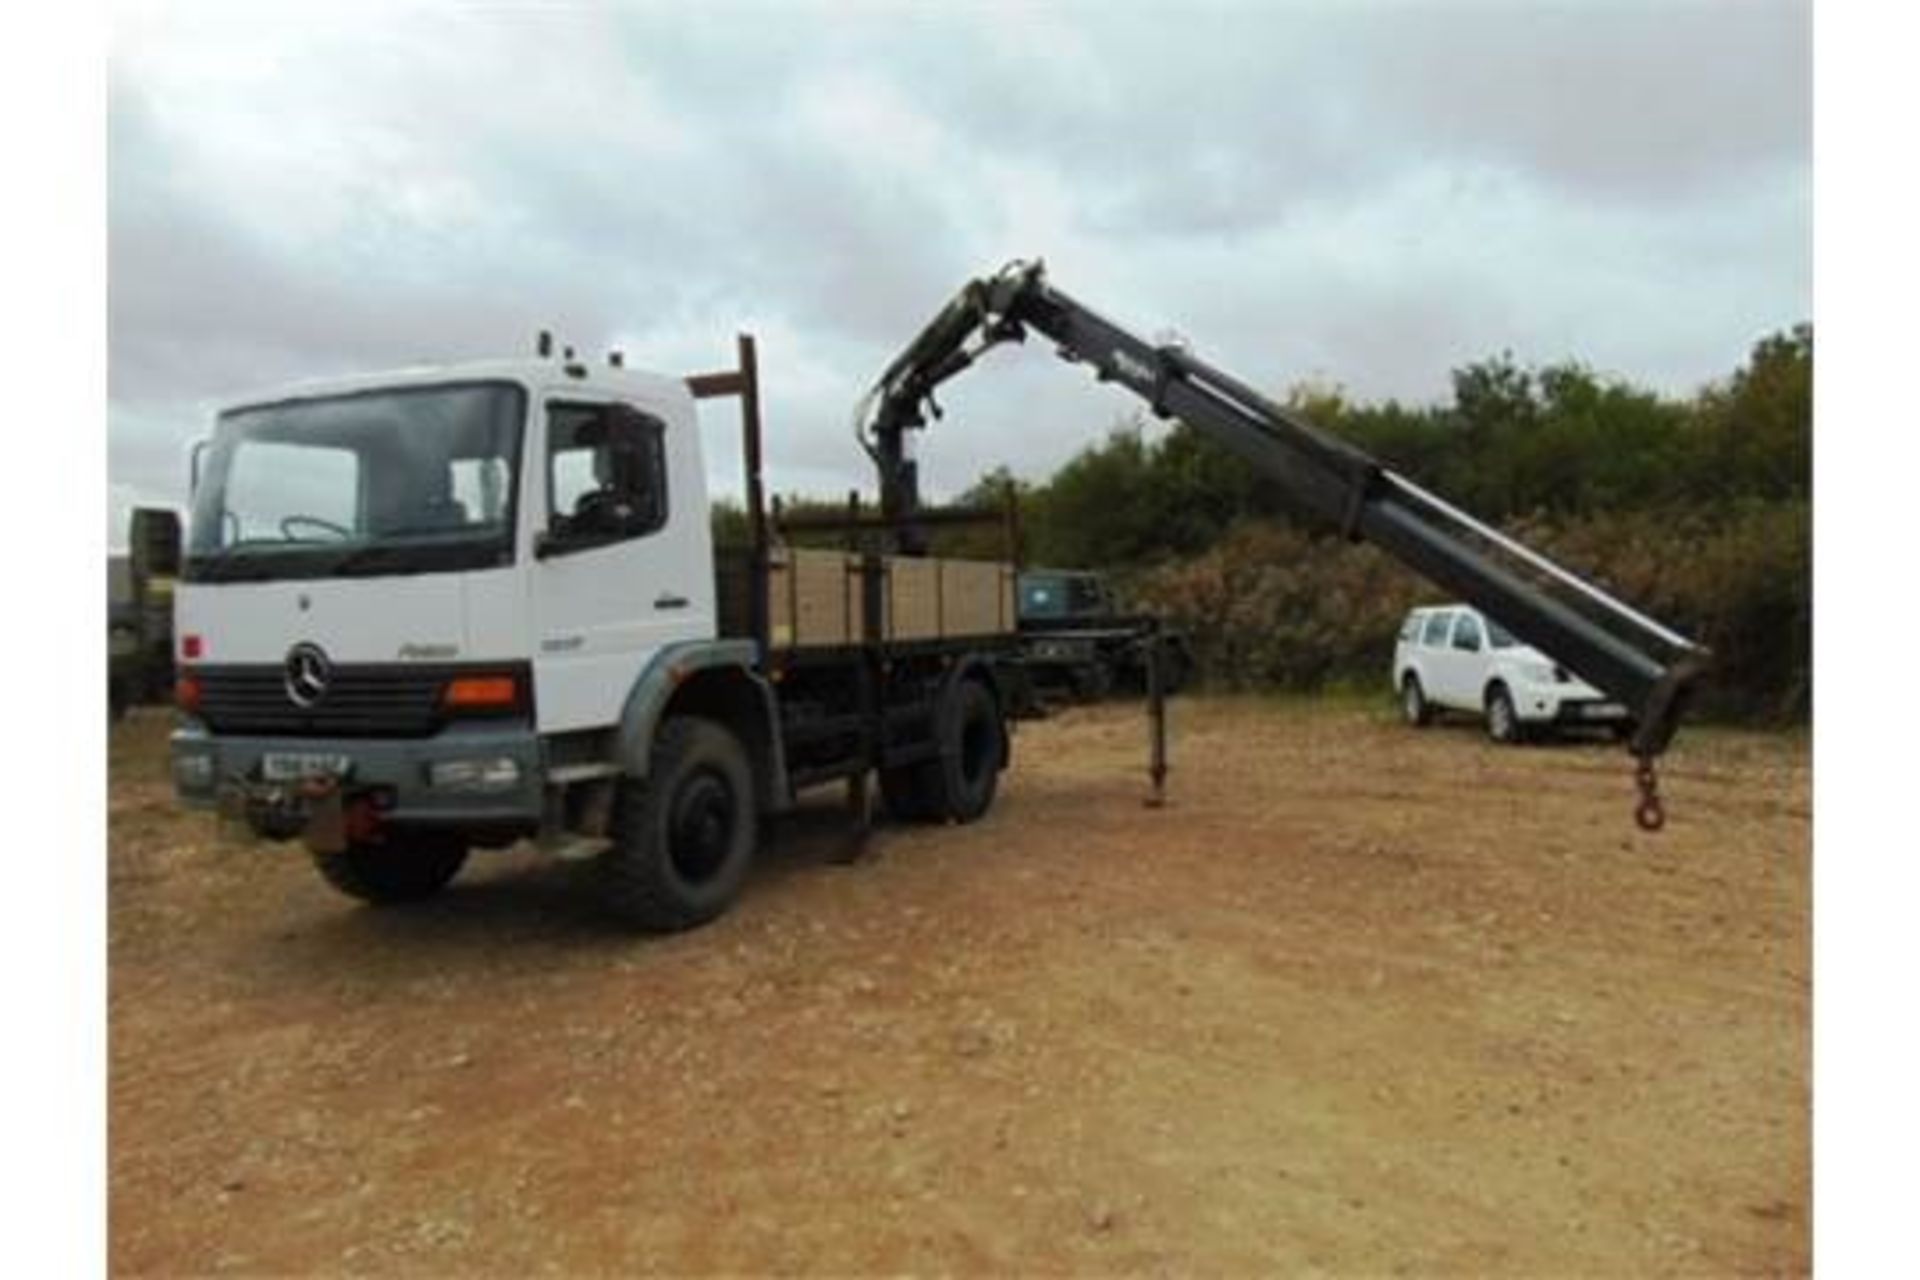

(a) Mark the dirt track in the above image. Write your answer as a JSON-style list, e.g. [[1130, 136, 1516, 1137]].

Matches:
[[109, 698, 1809, 1276]]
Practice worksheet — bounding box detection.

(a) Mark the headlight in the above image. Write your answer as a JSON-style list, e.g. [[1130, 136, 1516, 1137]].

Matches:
[[425, 757, 522, 791], [1522, 661, 1558, 685]]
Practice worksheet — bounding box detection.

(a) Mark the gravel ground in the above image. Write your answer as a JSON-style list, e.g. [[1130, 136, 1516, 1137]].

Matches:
[[109, 697, 1809, 1276]]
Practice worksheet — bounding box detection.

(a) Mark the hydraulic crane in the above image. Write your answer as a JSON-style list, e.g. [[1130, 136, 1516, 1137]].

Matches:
[[854, 260, 1708, 830]]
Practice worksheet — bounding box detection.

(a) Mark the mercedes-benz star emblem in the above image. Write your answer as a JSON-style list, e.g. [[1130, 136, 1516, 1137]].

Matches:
[[284, 642, 332, 708]]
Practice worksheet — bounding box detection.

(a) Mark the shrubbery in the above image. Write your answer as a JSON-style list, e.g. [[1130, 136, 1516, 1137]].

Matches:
[[1126, 500, 1808, 722]]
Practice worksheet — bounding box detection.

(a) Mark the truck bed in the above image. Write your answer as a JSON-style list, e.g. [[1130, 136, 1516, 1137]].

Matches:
[[717, 546, 1017, 651]]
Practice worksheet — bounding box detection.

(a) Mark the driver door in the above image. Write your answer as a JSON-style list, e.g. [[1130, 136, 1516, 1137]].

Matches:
[[527, 391, 714, 733]]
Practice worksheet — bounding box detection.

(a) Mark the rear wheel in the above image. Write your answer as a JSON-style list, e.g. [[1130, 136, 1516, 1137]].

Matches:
[[312, 832, 468, 904], [600, 717, 757, 932], [1485, 683, 1524, 744], [1401, 674, 1433, 727], [885, 678, 1006, 825]]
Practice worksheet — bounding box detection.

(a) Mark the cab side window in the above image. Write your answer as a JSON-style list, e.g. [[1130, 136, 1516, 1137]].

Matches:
[[546, 402, 667, 545], [1452, 613, 1484, 652], [1421, 612, 1452, 647]]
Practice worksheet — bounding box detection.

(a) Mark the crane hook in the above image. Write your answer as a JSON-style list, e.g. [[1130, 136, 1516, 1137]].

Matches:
[[1632, 755, 1666, 833]]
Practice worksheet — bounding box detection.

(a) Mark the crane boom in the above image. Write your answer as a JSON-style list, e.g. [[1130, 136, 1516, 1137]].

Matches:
[[856, 260, 1708, 766]]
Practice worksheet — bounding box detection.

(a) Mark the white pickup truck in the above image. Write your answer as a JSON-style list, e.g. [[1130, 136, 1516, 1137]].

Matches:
[[1393, 604, 1631, 743]]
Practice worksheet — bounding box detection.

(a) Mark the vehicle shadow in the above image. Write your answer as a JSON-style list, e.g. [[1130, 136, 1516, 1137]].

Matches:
[[1413, 714, 1625, 751], [266, 792, 879, 967]]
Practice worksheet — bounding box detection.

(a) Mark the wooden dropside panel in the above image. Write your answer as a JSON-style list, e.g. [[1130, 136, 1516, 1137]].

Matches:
[[885, 557, 942, 642], [764, 550, 1017, 651], [933, 559, 1015, 638], [764, 548, 856, 649]]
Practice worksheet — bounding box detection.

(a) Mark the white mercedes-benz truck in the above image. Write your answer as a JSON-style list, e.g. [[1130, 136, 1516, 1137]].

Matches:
[[170, 337, 1029, 931], [171, 261, 1707, 931]]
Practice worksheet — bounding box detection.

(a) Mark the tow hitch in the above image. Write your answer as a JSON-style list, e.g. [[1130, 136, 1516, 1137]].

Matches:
[[218, 770, 380, 852]]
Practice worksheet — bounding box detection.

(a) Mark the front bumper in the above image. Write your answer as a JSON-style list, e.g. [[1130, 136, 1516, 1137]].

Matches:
[[170, 721, 546, 834], [1511, 684, 1629, 726]]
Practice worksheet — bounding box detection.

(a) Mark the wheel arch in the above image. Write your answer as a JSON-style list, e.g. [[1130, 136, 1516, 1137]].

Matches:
[[616, 641, 788, 811]]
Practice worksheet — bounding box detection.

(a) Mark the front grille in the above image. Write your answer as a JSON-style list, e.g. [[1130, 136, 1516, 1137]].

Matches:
[[192, 663, 525, 738]]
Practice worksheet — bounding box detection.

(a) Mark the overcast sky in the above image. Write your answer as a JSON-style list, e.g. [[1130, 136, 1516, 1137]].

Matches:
[[108, 0, 1810, 546]]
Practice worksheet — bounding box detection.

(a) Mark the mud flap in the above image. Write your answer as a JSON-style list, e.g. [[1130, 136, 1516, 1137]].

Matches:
[[213, 773, 350, 849]]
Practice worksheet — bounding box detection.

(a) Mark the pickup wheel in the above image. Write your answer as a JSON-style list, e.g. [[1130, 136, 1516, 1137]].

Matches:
[[1485, 683, 1525, 745], [600, 716, 757, 932], [312, 833, 468, 904], [1400, 674, 1433, 727]]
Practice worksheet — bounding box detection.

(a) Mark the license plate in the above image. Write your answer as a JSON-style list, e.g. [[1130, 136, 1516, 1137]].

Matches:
[[260, 752, 352, 782], [1581, 704, 1624, 721]]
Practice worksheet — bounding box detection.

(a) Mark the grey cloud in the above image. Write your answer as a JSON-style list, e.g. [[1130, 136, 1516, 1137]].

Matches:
[[107, 1, 1809, 544]]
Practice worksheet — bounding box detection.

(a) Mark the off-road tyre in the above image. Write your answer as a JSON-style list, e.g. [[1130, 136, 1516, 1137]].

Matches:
[[1485, 683, 1525, 745], [312, 833, 469, 904], [600, 716, 757, 932], [1401, 674, 1433, 727], [923, 678, 1007, 823]]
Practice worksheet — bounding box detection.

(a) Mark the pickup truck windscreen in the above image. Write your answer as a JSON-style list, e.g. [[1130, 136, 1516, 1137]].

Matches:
[[184, 382, 526, 582]]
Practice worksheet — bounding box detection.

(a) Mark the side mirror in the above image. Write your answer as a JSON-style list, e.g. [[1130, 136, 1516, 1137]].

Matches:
[[189, 439, 210, 494]]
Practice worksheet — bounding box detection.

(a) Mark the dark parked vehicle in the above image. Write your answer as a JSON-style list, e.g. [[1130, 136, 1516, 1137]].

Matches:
[[108, 508, 181, 721], [1017, 568, 1192, 700]]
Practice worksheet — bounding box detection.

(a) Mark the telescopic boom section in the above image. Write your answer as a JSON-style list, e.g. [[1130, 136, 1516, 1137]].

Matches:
[[856, 260, 1709, 763]]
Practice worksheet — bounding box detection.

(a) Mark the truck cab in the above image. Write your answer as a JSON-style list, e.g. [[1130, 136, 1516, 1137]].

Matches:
[[173, 358, 714, 803], [171, 359, 750, 911]]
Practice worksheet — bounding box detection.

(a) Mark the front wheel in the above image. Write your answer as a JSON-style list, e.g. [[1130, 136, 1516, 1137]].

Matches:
[[1401, 674, 1433, 727], [312, 833, 468, 904], [600, 717, 757, 932], [1485, 684, 1525, 745]]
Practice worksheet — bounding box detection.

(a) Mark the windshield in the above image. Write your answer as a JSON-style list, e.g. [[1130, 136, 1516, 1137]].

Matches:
[[1487, 618, 1520, 649], [185, 382, 526, 581], [1019, 574, 1105, 619]]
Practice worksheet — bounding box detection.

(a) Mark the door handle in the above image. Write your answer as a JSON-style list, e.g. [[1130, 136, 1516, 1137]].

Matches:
[[654, 593, 689, 611]]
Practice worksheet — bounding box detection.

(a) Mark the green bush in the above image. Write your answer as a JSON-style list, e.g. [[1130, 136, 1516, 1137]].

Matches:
[[1128, 502, 1808, 722]]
